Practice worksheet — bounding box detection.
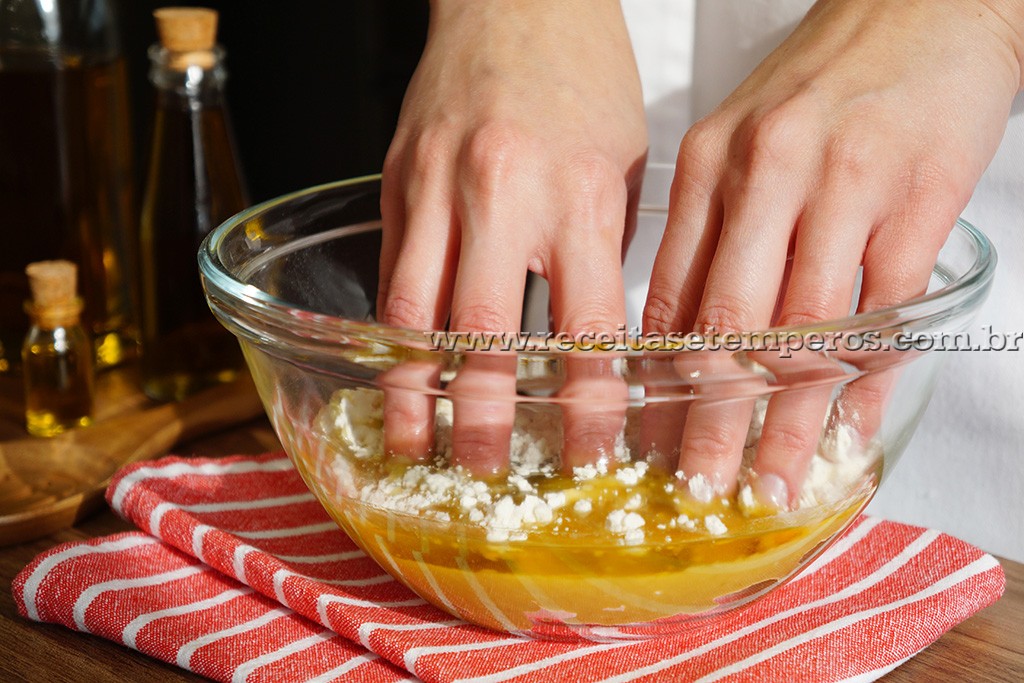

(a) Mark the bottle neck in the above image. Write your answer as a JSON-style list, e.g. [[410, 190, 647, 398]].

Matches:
[[148, 44, 228, 105], [0, 0, 122, 62], [25, 299, 83, 330]]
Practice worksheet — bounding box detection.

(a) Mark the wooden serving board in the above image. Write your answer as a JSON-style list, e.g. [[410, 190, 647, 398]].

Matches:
[[0, 366, 266, 545]]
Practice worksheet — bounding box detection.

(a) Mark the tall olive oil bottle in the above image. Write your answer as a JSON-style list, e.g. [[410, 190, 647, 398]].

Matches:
[[139, 8, 248, 402], [0, 0, 137, 372]]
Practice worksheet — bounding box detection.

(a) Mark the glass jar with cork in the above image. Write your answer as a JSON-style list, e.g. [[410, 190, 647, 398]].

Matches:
[[139, 7, 248, 402], [21, 260, 95, 437]]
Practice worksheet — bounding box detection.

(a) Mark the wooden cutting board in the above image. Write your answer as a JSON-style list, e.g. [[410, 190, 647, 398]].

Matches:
[[0, 367, 266, 545]]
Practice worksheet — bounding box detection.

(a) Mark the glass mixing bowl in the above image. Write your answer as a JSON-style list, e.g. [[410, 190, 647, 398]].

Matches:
[[199, 173, 994, 640]]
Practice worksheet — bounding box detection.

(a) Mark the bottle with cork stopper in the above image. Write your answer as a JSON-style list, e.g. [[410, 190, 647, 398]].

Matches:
[[0, 0, 138, 375], [22, 260, 95, 437], [139, 7, 248, 402]]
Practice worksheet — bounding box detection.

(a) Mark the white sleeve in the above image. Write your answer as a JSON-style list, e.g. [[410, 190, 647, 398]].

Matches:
[[692, 0, 813, 119], [621, 0, 696, 165]]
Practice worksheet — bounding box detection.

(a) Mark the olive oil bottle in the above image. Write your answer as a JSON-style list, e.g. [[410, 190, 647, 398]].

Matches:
[[139, 8, 248, 402], [0, 0, 137, 373], [22, 260, 94, 437]]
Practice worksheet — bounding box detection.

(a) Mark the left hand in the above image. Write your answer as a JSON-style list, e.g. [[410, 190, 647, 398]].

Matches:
[[643, 0, 1024, 506]]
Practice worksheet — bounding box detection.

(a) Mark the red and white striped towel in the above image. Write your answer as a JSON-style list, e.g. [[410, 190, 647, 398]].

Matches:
[[13, 453, 1005, 682]]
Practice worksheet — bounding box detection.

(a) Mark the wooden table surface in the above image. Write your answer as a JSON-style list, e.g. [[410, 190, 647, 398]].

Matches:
[[0, 397, 1021, 681]]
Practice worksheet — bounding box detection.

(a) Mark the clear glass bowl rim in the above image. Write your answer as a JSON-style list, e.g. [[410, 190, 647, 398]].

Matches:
[[199, 174, 997, 353]]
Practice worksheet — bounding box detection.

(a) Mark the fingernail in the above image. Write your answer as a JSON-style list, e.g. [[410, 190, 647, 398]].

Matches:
[[750, 473, 789, 511]]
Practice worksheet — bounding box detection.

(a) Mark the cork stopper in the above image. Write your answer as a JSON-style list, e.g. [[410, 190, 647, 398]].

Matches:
[[26, 261, 77, 308], [153, 7, 218, 70], [25, 260, 83, 328]]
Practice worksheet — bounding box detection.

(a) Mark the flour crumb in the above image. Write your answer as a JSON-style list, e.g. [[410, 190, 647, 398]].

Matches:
[[323, 388, 880, 544], [544, 491, 567, 509], [704, 514, 727, 536], [687, 473, 716, 503], [574, 463, 603, 481], [624, 493, 643, 511], [509, 474, 533, 493], [615, 460, 649, 486], [738, 484, 757, 515], [326, 390, 383, 459], [606, 510, 646, 545]]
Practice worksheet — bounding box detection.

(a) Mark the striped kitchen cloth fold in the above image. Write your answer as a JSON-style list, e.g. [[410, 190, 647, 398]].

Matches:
[[13, 453, 1006, 683]]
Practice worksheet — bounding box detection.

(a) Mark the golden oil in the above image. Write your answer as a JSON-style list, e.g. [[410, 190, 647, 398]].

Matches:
[[0, 52, 138, 373], [138, 8, 247, 402], [21, 261, 95, 437]]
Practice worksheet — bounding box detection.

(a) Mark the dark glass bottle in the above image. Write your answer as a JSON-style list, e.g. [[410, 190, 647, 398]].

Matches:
[[139, 8, 248, 402], [0, 0, 137, 373]]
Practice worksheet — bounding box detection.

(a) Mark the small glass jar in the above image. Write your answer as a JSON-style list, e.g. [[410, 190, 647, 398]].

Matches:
[[21, 261, 95, 437]]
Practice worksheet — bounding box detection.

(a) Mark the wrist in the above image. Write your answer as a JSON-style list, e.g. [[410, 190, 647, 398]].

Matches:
[[977, 0, 1024, 89], [427, 0, 625, 31]]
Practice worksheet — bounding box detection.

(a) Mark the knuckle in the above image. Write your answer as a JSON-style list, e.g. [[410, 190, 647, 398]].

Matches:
[[858, 293, 899, 313], [683, 427, 737, 462], [740, 106, 804, 172], [562, 374, 629, 400], [675, 121, 722, 191], [759, 419, 818, 456], [564, 418, 621, 450], [381, 294, 429, 330], [860, 250, 931, 312], [697, 296, 756, 336], [778, 301, 838, 328], [900, 157, 968, 212], [643, 292, 682, 334], [823, 128, 873, 181], [454, 426, 508, 454], [560, 312, 620, 338], [462, 121, 526, 179], [679, 118, 720, 159], [416, 125, 457, 156], [565, 153, 621, 194], [858, 291, 909, 315], [843, 378, 888, 414], [382, 399, 429, 427], [559, 153, 628, 242], [453, 301, 513, 334], [395, 125, 456, 179]]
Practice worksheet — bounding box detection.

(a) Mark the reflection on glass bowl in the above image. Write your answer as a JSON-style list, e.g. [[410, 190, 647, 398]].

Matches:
[[200, 175, 994, 640]]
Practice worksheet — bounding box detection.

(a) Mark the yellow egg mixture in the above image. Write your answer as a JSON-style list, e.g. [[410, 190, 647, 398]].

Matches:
[[272, 387, 878, 636], [299, 450, 870, 635]]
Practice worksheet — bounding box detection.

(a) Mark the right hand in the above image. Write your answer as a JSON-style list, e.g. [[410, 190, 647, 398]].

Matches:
[[377, 0, 647, 472]]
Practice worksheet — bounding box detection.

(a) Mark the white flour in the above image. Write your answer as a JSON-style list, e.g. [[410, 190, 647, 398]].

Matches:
[[323, 388, 878, 545]]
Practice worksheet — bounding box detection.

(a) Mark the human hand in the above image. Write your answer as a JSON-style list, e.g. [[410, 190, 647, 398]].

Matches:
[[643, 0, 1024, 506], [377, 0, 647, 471]]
